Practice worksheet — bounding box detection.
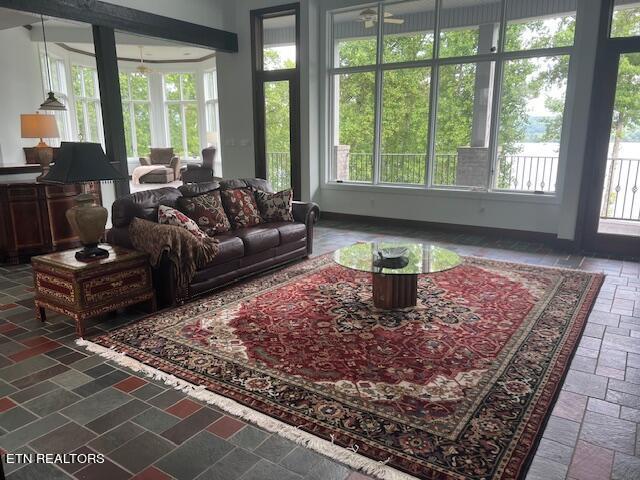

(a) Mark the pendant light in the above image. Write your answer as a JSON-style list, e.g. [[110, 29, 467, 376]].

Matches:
[[136, 46, 153, 75], [39, 15, 66, 111]]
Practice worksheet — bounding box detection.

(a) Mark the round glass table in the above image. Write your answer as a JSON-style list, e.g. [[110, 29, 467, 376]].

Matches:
[[333, 242, 461, 309]]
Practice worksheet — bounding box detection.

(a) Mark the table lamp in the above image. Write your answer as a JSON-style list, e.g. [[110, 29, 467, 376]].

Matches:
[[40, 142, 126, 261], [20, 113, 59, 181]]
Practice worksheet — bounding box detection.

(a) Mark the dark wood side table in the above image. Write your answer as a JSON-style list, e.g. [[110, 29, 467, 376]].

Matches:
[[31, 244, 156, 337]]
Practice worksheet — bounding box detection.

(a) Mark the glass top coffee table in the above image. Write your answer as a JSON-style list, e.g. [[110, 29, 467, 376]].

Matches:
[[333, 242, 461, 309]]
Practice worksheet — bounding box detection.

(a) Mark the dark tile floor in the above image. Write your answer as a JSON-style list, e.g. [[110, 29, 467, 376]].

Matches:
[[0, 218, 639, 480]]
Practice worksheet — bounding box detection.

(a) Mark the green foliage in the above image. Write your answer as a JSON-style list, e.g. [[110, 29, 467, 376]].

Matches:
[[325, 18, 576, 188], [611, 7, 640, 37], [439, 28, 479, 58], [120, 72, 151, 158], [163, 73, 200, 158], [383, 32, 433, 62]]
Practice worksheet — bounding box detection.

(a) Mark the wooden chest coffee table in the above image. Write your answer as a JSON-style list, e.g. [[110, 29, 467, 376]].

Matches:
[[32, 244, 156, 337]]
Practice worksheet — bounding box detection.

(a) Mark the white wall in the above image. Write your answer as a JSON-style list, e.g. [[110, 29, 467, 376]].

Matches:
[[0, 27, 45, 166], [102, 0, 229, 31]]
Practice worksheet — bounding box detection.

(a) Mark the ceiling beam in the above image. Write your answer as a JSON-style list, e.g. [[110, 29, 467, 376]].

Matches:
[[0, 0, 238, 52]]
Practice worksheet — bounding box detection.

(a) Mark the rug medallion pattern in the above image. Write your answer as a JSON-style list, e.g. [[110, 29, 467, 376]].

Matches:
[[90, 254, 603, 479]]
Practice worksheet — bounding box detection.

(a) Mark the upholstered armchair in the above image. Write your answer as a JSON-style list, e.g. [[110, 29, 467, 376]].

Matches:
[[137, 147, 181, 183], [181, 147, 216, 184]]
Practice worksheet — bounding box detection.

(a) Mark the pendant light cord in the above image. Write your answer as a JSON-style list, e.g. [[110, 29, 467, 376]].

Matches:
[[41, 15, 53, 93]]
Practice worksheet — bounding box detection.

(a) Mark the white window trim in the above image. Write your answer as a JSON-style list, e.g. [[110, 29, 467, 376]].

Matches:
[[38, 49, 72, 143], [71, 64, 104, 145], [119, 71, 152, 159], [162, 72, 200, 160], [326, 0, 576, 198]]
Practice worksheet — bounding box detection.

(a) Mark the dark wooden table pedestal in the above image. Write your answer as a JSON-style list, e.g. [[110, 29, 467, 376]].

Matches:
[[372, 273, 418, 309]]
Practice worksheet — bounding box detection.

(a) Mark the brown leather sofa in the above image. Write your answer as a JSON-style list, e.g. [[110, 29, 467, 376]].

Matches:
[[106, 178, 320, 307]]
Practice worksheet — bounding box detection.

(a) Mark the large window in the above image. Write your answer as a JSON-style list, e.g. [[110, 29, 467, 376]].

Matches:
[[163, 73, 199, 158], [71, 64, 103, 144], [204, 70, 220, 149], [40, 53, 71, 143], [328, 0, 576, 193], [120, 72, 151, 158]]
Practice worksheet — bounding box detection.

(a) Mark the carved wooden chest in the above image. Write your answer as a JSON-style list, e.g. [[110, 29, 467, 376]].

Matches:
[[31, 244, 155, 337]]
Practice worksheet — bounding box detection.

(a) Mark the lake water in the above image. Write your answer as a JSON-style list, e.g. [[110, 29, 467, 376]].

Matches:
[[518, 142, 640, 159]]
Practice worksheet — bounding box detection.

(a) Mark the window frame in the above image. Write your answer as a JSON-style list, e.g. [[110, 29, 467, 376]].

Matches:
[[326, 0, 576, 195], [119, 70, 152, 159], [71, 63, 104, 144], [40, 51, 72, 143], [162, 72, 200, 159], [203, 69, 221, 147]]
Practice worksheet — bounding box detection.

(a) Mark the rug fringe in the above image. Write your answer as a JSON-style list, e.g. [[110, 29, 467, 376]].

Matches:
[[75, 339, 418, 480]]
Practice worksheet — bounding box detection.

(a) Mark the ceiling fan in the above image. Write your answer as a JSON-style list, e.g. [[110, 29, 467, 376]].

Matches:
[[357, 8, 405, 29]]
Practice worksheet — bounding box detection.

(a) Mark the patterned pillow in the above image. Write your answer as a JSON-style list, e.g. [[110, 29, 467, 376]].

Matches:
[[255, 189, 294, 223], [157, 205, 207, 239], [177, 191, 231, 236], [220, 188, 263, 228]]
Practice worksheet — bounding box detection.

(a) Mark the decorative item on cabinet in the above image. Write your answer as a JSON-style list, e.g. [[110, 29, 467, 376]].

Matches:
[[0, 181, 102, 264]]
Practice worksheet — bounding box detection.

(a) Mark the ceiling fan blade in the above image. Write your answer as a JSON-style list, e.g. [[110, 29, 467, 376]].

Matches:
[[384, 18, 405, 24]]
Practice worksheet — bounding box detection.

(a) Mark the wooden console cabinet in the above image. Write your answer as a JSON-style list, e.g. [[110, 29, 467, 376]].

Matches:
[[0, 181, 102, 264]]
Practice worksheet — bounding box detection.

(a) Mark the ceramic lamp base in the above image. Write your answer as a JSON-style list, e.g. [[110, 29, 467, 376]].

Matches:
[[35, 144, 53, 182], [66, 193, 109, 263], [75, 245, 109, 261]]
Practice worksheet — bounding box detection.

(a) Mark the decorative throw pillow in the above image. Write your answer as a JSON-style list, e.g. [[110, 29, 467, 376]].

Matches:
[[157, 205, 207, 239], [177, 191, 231, 236], [220, 188, 263, 228], [255, 189, 294, 223]]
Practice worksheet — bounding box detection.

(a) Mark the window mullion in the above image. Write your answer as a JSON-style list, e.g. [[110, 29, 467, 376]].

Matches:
[[487, 0, 508, 191], [181, 103, 188, 158], [372, 2, 385, 186], [130, 102, 137, 158], [426, 0, 443, 188]]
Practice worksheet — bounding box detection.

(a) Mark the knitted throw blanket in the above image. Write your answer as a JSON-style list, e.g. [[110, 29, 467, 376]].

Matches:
[[128, 218, 219, 298]]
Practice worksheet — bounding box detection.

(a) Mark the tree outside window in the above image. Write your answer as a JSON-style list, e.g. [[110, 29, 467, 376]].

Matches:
[[120, 72, 151, 158], [71, 65, 104, 145], [163, 73, 200, 158], [329, 0, 577, 193]]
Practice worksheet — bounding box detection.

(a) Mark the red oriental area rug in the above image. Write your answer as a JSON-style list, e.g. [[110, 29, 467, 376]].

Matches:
[[79, 253, 603, 480]]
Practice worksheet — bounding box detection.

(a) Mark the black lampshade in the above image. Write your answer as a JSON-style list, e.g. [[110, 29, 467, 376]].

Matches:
[[40, 142, 125, 184]]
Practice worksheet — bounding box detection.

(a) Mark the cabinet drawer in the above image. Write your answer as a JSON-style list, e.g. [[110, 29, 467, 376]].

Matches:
[[82, 266, 150, 306], [34, 271, 76, 306]]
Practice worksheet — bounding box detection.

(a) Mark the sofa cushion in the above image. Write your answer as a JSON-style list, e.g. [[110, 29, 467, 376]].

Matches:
[[270, 222, 306, 244], [255, 189, 294, 223], [220, 188, 263, 228], [232, 226, 280, 254], [112, 187, 182, 228], [219, 179, 248, 190], [243, 178, 274, 192], [158, 205, 207, 239], [178, 181, 220, 198], [202, 234, 244, 267], [177, 191, 231, 236]]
